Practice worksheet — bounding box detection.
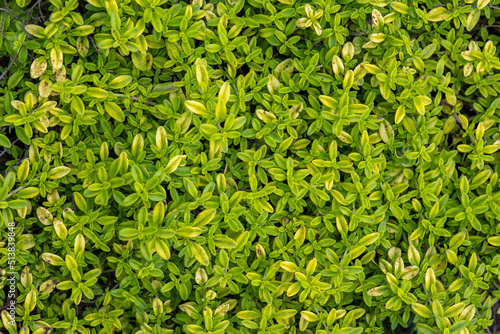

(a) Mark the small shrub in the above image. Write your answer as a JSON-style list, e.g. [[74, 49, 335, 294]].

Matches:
[[1, 0, 500, 333]]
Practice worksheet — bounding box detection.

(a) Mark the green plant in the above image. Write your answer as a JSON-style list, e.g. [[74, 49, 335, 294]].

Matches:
[[2, 0, 500, 333]]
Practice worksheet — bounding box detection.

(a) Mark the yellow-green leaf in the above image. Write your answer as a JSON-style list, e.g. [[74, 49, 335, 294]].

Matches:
[[427, 7, 449, 22], [104, 101, 125, 122]]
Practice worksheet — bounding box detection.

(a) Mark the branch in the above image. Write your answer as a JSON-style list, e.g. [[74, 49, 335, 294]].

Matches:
[[114, 93, 157, 105], [433, 4, 500, 9], [0, 138, 20, 158], [453, 111, 463, 128], [0, 54, 19, 82], [3, 155, 27, 178], [300, 35, 321, 48], [88, 34, 101, 55], [473, 25, 500, 31], [0, 10, 6, 40], [0, 7, 22, 20], [24, 0, 43, 26], [4, 0, 25, 14], [349, 31, 369, 36]]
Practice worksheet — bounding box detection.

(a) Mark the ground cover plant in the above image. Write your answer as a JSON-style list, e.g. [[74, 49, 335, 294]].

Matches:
[[1, 0, 500, 332]]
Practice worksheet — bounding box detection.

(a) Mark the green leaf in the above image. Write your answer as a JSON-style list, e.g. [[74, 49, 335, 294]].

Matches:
[[427, 7, 449, 22], [412, 303, 433, 318], [104, 101, 125, 122], [108, 75, 133, 89], [193, 209, 217, 227], [0, 133, 12, 148], [192, 243, 210, 266]]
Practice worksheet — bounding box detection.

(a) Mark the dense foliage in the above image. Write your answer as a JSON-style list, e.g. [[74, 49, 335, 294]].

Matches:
[[2, 0, 500, 332]]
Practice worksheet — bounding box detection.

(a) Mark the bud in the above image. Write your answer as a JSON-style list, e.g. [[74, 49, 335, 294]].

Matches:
[[256, 244, 266, 259], [195, 267, 208, 284]]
